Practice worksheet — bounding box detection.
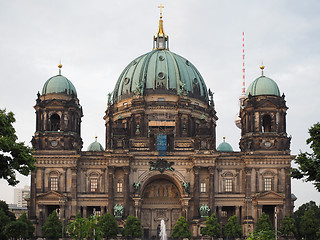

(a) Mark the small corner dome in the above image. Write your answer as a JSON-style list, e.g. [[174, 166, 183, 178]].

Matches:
[[245, 76, 280, 98], [217, 138, 233, 152], [87, 139, 104, 152], [42, 74, 77, 96]]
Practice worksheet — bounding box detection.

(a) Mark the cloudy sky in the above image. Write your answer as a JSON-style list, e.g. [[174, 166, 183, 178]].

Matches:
[[0, 0, 319, 209]]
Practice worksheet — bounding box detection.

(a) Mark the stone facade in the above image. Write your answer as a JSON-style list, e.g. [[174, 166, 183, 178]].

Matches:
[[28, 16, 295, 239], [29, 90, 295, 239]]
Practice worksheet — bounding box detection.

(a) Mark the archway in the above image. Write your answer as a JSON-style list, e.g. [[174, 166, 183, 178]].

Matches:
[[140, 176, 183, 239]]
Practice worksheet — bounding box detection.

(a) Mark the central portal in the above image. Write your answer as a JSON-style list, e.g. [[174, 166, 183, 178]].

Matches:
[[141, 178, 182, 239]]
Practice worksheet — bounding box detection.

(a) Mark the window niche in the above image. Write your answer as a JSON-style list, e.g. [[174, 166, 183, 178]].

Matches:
[[262, 114, 272, 132], [50, 113, 61, 131]]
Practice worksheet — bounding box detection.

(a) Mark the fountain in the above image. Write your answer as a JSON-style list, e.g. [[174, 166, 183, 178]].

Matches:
[[159, 219, 167, 240]]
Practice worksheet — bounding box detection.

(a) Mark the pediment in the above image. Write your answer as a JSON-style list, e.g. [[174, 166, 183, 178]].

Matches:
[[45, 99, 65, 107], [254, 191, 285, 200], [36, 190, 65, 200], [256, 99, 278, 108]]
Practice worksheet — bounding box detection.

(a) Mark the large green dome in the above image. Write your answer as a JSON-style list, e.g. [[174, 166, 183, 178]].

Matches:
[[246, 75, 280, 98], [42, 74, 77, 96], [112, 17, 208, 104], [113, 49, 208, 103]]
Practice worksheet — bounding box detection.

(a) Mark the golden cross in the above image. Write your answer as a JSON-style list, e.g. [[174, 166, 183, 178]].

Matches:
[[158, 4, 164, 18]]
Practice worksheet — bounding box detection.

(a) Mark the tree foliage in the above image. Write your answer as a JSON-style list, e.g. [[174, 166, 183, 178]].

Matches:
[[42, 211, 62, 239], [0, 109, 36, 186], [247, 230, 275, 240], [123, 215, 142, 239], [279, 215, 296, 239], [19, 212, 35, 239], [294, 201, 320, 240], [4, 220, 28, 240], [255, 213, 273, 233], [172, 216, 191, 240], [67, 213, 102, 240], [224, 215, 242, 238], [0, 209, 10, 240], [0, 200, 15, 221], [97, 212, 118, 239], [200, 213, 221, 238], [292, 122, 320, 191]]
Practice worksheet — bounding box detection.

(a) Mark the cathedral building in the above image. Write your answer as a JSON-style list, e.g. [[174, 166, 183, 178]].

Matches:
[[29, 12, 295, 239]]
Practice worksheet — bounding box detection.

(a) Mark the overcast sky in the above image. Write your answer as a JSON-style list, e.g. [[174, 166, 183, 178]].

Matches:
[[0, 0, 319, 210]]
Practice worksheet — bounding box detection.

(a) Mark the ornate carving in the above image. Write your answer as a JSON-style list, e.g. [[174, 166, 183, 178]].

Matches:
[[149, 158, 174, 173], [199, 204, 210, 218]]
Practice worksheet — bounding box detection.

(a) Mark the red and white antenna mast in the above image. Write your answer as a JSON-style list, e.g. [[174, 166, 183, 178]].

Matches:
[[235, 32, 246, 129], [242, 32, 246, 96]]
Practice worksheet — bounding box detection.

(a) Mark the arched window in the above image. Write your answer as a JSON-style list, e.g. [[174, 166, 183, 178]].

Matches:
[[262, 115, 272, 132], [50, 113, 60, 131]]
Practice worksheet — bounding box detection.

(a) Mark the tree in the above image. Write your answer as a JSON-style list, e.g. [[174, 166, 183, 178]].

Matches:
[[0, 200, 16, 221], [247, 230, 275, 240], [294, 201, 320, 240], [172, 216, 191, 240], [201, 213, 221, 239], [123, 215, 142, 240], [4, 220, 28, 240], [98, 212, 118, 239], [0, 209, 10, 240], [42, 211, 62, 239], [224, 215, 242, 239], [67, 213, 102, 240], [292, 122, 320, 191], [279, 215, 296, 239], [0, 109, 36, 186], [19, 212, 35, 239], [300, 209, 319, 240], [255, 213, 273, 233]]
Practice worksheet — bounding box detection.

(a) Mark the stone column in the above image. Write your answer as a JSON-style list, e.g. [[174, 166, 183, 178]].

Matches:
[[83, 206, 87, 218], [102, 168, 106, 193], [108, 167, 115, 213], [29, 171, 37, 220], [41, 167, 45, 192], [284, 167, 292, 216], [71, 167, 78, 217], [208, 167, 215, 213], [123, 167, 130, 216], [193, 167, 200, 219]]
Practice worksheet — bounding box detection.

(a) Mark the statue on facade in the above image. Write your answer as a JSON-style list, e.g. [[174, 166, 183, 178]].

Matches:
[[199, 204, 210, 218], [113, 204, 124, 219], [133, 182, 141, 194], [182, 181, 190, 194], [107, 92, 113, 105], [134, 81, 144, 96]]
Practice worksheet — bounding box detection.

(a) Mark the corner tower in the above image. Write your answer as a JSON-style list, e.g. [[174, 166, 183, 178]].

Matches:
[[32, 64, 83, 152], [239, 65, 291, 152]]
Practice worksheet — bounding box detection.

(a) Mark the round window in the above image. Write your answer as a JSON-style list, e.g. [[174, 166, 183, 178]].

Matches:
[[158, 72, 165, 80], [124, 77, 130, 85]]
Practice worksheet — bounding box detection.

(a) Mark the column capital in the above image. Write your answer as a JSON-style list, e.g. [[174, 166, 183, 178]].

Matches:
[[193, 166, 200, 174]]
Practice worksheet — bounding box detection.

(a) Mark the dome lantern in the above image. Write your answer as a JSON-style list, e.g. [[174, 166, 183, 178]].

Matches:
[[153, 4, 169, 50]]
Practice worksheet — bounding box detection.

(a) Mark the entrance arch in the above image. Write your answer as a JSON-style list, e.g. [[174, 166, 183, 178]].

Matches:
[[140, 175, 183, 239]]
